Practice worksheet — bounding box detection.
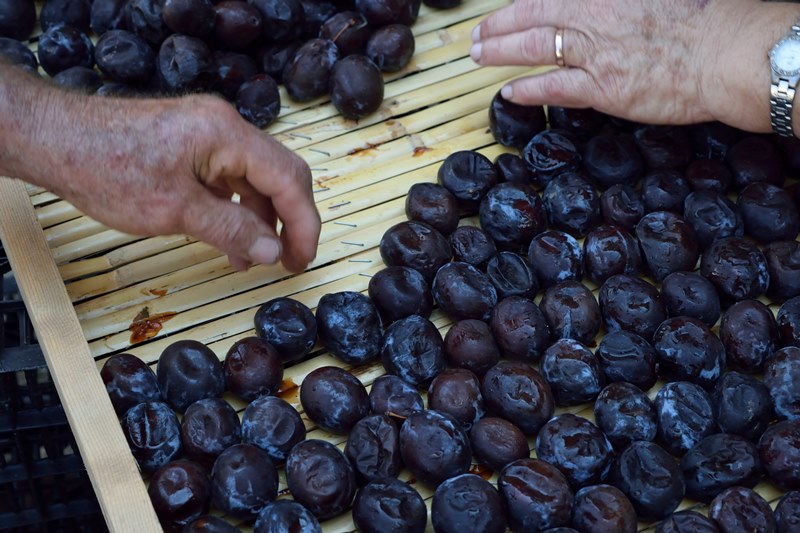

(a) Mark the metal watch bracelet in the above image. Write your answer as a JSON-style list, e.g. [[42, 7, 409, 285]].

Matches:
[[771, 23, 800, 137]]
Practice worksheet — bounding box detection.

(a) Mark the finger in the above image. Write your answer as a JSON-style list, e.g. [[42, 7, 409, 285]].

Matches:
[[474, 0, 580, 42], [228, 254, 251, 271], [472, 27, 585, 68], [242, 142, 321, 273], [180, 183, 283, 266], [502, 68, 597, 108], [235, 179, 279, 231]]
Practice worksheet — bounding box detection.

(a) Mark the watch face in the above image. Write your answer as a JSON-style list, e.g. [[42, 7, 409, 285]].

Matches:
[[772, 36, 800, 76]]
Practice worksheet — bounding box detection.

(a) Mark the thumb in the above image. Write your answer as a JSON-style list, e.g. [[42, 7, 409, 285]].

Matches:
[[181, 186, 281, 266]]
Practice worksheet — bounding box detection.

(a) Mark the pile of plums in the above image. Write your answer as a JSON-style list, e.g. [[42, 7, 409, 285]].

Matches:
[[0, 0, 457, 126]]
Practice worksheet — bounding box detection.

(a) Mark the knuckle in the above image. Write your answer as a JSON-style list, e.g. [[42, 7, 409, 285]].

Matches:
[[541, 74, 566, 100]]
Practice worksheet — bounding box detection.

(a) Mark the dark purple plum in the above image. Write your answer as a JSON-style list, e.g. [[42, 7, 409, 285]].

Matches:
[[652, 316, 726, 389], [157, 340, 224, 413], [213, 1, 263, 50], [224, 336, 282, 402], [236, 74, 281, 128], [399, 410, 472, 487], [571, 485, 637, 533], [122, 401, 182, 474], [432, 262, 497, 322], [684, 189, 744, 250], [479, 182, 547, 251], [254, 500, 322, 533], [582, 133, 644, 189], [254, 297, 317, 362], [249, 0, 303, 43], [300, 366, 369, 434], [162, 0, 215, 36], [765, 240, 800, 302], [778, 296, 800, 347], [379, 220, 451, 282], [738, 182, 800, 243], [713, 371, 773, 441], [241, 395, 306, 464], [680, 433, 763, 502], [285, 439, 356, 520], [437, 150, 499, 214], [0, 37, 38, 73], [469, 417, 529, 473], [344, 414, 401, 485], [481, 360, 554, 435], [632, 125, 692, 170], [635, 211, 700, 283], [527, 230, 583, 288], [405, 182, 459, 236], [685, 158, 733, 193], [352, 478, 426, 533], [354, 0, 420, 26], [148, 460, 210, 530], [763, 346, 800, 420], [40, 0, 90, 33], [157, 34, 214, 93], [655, 511, 721, 533], [126, 0, 171, 45], [547, 106, 607, 142], [0, 0, 36, 40], [380, 315, 446, 388], [488, 90, 547, 150], [498, 458, 574, 532], [600, 184, 645, 230], [210, 443, 278, 521], [448, 225, 496, 270], [95, 30, 155, 86], [184, 515, 241, 533], [542, 172, 601, 238], [315, 291, 382, 365], [494, 152, 533, 184], [101, 353, 161, 416], [523, 129, 582, 187], [368, 374, 424, 419], [490, 296, 550, 362], [654, 381, 716, 456], [726, 135, 784, 189], [318, 11, 370, 56], [257, 41, 300, 83], [689, 121, 739, 160], [52, 65, 102, 93], [37, 24, 94, 76], [709, 487, 776, 533], [180, 398, 241, 467], [775, 491, 800, 533], [486, 251, 538, 300], [540, 281, 601, 344], [593, 382, 658, 450], [541, 338, 604, 406], [329, 54, 384, 120], [582, 225, 642, 285], [443, 319, 500, 377], [700, 237, 770, 302], [720, 299, 779, 373], [641, 170, 690, 213], [758, 419, 800, 490], [660, 271, 721, 326], [431, 474, 507, 533], [595, 329, 658, 390], [282, 38, 340, 101], [366, 23, 414, 72], [599, 274, 667, 341], [427, 368, 486, 431], [368, 266, 433, 324]]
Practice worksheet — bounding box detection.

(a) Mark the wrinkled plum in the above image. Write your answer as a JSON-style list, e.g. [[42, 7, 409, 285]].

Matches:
[[527, 230, 583, 288], [660, 271, 721, 326], [101, 353, 161, 416], [344, 414, 401, 484], [494, 152, 533, 184], [157, 34, 214, 93], [713, 371, 773, 441], [635, 211, 699, 282], [355, 0, 420, 26], [758, 419, 800, 490], [548, 106, 607, 140], [763, 346, 800, 420], [95, 30, 155, 86], [249, 0, 303, 43], [700, 237, 770, 302], [599, 274, 666, 341], [486, 251, 538, 300], [541, 339, 604, 406], [540, 281, 601, 344], [481, 360, 554, 435], [236, 74, 281, 128], [368, 374, 424, 419], [542, 172, 601, 238], [213, 1, 263, 50], [775, 491, 800, 533], [0, 0, 36, 40], [286, 439, 356, 520], [122, 401, 182, 474], [654, 381, 716, 456], [381, 315, 445, 388], [489, 296, 550, 362], [436, 150, 498, 213], [571, 485, 637, 533], [600, 184, 645, 230], [689, 121, 739, 160], [523, 130, 582, 187], [469, 417, 529, 473], [655, 511, 721, 533], [300, 366, 369, 434], [685, 158, 733, 193], [488, 91, 547, 150], [148, 460, 210, 530], [684, 189, 744, 250], [720, 299, 778, 372], [352, 478, 426, 533], [653, 317, 725, 389], [498, 458, 574, 532], [282, 38, 340, 101], [443, 319, 500, 377], [316, 291, 382, 365], [428, 368, 486, 430], [380, 220, 451, 281], [254, 297, 317, 362], [778, 297, 800, 347], [642, 171, 690, 213], [366, 23, 414, 72], [52, 65, 102, 93], [582, 133, 644, 189], [318, 11, 370, 56], [405, 182, 459, 236], [680, 433, 762, 502], [211, 443, 278, 521], [478, 182, 546, 247], [727, 135, 784, 188], [224, 336, 282, 402], [241, 395, 306, 464], [157, 340, 224, 413], [254, 500, 321, 533], [399, 410, 471, 487], [738, 182, 800, 243], [594, 382, 658, 450], [329, 54, 384, 120], [611, 441, 685, 521], [257, 41, 300, 83], [37, 24, 94, 76], [163, 0, 215, 37], [582, 225, 642, 285], [765, 240, 800, 302], [184, 515, 241, 533], [432, 474, 507, 533], [595, 329, 658, 390], [180, 398, 241, 467], [536, 414, 613, 489], [709, 487, 776, 533], [0, 37, 37, 72], [432, 262, 497, 322], [126, 0, 171, 46], [368, 266, 433, 324], [40, 0, 90, 33], [448, 225, 496, 270], [632, 125, 692, 170]]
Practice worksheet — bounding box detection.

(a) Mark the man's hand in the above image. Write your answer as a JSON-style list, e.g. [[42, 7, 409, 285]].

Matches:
[[0, 65, 321, 272]]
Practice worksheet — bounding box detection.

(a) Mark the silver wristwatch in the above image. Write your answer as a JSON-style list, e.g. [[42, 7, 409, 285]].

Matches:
[[769, 23, 800, 137]]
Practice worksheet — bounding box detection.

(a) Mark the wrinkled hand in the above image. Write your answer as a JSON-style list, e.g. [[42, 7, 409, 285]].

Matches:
[[14, 88, 320, 273], [472, 0, 800, 132]]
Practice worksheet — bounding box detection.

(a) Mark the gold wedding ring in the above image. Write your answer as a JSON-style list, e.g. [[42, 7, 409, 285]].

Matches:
[[555, 28, 566, 67]]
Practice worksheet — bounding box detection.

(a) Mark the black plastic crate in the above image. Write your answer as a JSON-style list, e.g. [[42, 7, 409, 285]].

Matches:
[[0, 244, 107, 533]]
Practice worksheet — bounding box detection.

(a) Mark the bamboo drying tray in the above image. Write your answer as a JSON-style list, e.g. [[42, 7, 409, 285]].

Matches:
[[0, 1, 789, 531]]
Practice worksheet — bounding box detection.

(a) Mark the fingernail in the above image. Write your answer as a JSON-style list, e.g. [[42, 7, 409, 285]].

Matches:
[[470, 43, 482, 63], [501, 84, 513, 100], [249, 237, 281, 265], [471, 24, 481, 42]]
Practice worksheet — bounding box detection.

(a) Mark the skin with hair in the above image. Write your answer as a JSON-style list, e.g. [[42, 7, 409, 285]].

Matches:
[[471, 0, 800, 136], [0, 62, 320, 272]]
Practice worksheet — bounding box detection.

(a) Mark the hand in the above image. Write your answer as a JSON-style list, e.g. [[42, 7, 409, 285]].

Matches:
[[1, 68, 320, 273], [471, 0, 800, 133]]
